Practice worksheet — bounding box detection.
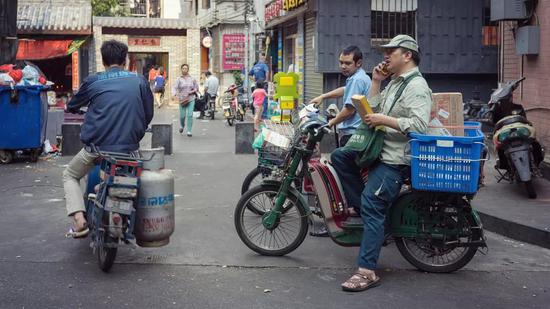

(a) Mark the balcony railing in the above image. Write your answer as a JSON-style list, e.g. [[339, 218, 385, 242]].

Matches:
[[119, 0, 161, 18]]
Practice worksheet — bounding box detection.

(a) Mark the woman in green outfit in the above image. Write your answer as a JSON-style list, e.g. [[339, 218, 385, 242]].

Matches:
[[172, 64, 198, 137]]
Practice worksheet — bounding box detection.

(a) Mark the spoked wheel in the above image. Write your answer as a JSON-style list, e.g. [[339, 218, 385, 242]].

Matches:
[[241, 167, 277, 195], [234, 184, 308, 256], [0, 150, 13, 164], [97, 232, 118, 272], [395, 206, 481, 273]]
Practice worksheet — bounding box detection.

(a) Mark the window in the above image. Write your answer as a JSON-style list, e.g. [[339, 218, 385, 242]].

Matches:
[[120, 0, 161, 18], [482, 0, 498, 46], [371, 0, 417, 45]]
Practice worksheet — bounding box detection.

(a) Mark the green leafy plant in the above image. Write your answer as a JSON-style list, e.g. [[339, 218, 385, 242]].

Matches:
[[92, 0, 129, 17], [231, 70, 244, 86]]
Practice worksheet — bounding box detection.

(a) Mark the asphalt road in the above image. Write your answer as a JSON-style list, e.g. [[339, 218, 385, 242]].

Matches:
[[0, 109, 549, 309]]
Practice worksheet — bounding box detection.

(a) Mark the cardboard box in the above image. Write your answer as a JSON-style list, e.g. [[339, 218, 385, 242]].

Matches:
[[431, 92, 464, 136]]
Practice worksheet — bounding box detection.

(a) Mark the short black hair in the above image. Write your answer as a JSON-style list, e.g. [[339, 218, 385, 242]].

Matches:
[[341, 45, 363, 63], [256, 81, 264, 89], [100, 40, 128, 66], [181, 64, 189, 69], [205, 71, 212, 76], [400, 47, 421, 66]]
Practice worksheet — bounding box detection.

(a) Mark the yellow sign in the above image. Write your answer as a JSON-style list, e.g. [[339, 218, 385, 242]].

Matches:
[[283, 0, 307, 11]]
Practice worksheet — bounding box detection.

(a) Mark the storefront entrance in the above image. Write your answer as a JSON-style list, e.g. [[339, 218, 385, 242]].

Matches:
[[129, 52, 169, 79]]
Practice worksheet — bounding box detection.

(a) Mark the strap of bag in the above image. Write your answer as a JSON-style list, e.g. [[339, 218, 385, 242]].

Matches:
[[386, 71, 421, 115]]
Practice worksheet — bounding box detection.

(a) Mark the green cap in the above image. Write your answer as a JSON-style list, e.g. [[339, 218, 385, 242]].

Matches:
[[379, 34, 419, 53]]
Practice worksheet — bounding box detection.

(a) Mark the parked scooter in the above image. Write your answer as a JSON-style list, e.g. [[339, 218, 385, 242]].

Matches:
[[487, 77, 545, 198], [235, 111, 487, 273], [80, 146, 175, 272], [464, 91, 491, 122], [222, 84, 246, 126]]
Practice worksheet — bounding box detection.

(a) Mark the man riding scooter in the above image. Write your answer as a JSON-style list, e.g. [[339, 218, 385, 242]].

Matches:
[[310, 46, 371, 146], [63, 40, 154, 237], [331, 35, 432, 292]]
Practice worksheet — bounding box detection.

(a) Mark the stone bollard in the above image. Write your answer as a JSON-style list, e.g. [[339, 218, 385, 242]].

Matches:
[[151, 123, 173, 155], [61, 123, 84, 156], [46, 110, 64, 143], [235, 122, 255, 154]]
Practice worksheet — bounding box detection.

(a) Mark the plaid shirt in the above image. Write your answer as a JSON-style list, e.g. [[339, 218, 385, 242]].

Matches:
[[172, 75, 198, 102]]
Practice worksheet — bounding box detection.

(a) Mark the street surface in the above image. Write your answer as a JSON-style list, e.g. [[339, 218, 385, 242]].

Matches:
[[0, 109, 549, 309]]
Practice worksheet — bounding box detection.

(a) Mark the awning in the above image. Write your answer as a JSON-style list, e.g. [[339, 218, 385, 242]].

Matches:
[[16, 40, 72, 60]]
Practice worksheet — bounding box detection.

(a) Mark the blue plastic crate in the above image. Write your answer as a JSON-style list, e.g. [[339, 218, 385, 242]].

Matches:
[[409, 121, 485, 194], [0, 85, 48, 150]]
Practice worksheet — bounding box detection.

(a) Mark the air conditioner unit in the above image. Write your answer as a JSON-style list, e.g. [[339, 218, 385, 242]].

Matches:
[[491, 0, 529, 21]]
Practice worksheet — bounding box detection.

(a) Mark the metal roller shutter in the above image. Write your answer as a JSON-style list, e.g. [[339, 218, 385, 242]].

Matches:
[[304, 15, 323, 103]]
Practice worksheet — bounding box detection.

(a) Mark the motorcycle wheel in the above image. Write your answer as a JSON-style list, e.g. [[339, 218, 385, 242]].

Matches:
[[97, 233, 118, 272], [241, 167, 272, 195], [227, 117, 234, 126], [395, 202, 480, 273], [234, 184, 308, 256], [524, 180, 537, 199], [237, 111, 244, 122]]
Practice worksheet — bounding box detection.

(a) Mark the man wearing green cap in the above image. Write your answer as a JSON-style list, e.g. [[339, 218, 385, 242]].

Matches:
[[332, 35, 433, 292]]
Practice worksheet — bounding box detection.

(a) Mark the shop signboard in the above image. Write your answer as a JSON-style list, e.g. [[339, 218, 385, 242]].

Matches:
[[222, 34, 245, 71], [129, 37, 161, 46]]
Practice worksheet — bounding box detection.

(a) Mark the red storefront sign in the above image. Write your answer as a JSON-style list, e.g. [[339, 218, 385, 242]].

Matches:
[[265, 0, 307, 23], [16, 40, 72, 60], [72, 51, 80, 91], [265, 0, 283, 23], [222, 34, 245, 71], [128, 37, 161, 46]]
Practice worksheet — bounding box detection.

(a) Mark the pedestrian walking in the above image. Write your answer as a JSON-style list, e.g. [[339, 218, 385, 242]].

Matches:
[[252, 81, 267, 132], [172, 64, 198, 137], [153, 67, 166, 108]]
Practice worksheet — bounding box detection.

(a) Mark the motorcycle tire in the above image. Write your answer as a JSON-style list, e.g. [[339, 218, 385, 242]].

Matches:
[[227, 117, 234, 126], [237, 112, 244, 122], [524, 180, 537, 199], [234, 184, 308, 256], [97, 233, 118, 272], [241, 167, 264, 195], [395, 197, 480, 273]]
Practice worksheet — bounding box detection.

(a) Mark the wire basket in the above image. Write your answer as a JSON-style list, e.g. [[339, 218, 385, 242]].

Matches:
[[409, 121, 485, 194]]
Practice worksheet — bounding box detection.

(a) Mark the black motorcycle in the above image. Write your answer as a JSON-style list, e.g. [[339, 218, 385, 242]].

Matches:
[[487, 77, 545, 198]]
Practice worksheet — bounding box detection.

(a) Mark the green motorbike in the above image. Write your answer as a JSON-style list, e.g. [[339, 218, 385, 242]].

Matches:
[[235, 117, 487, 273]]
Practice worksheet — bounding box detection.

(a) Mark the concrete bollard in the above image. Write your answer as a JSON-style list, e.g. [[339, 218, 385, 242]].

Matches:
[[151, 123, 173, 155], [235, 122, 255, 154], [46, 110, 64, 143], [61, 123, 84, 156]]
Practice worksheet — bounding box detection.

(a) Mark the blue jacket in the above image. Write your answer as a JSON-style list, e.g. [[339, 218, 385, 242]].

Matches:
[[67, 67, 154, 153]]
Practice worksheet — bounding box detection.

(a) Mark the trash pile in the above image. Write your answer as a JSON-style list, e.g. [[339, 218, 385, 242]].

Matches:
[[0, 63, 52, 88]]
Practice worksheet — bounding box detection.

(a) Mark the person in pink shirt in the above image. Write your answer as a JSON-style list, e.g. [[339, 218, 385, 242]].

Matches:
[[252, 81, 267, 131]]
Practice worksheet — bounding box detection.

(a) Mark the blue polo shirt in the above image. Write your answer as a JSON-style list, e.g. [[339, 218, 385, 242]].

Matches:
[[249, 62, 269, 82], [337, 68, 371, 136]]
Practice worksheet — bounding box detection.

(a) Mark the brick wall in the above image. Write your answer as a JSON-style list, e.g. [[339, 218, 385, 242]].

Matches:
[[500, 2, 550, 154], [91, 27, 202, 99]]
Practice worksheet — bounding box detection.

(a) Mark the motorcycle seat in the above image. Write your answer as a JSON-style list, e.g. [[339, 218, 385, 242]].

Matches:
[[495, 115, 530, 131]]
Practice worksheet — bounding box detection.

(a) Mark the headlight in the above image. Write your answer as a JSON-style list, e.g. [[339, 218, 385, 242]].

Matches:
[[108, 187, 138, 199]]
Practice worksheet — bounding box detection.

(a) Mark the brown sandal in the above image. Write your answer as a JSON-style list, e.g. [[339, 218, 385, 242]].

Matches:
[[341, 272, 380, 292]]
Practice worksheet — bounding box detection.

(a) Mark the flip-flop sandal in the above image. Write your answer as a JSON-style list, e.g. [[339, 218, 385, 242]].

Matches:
[[65, 225, 89, 239], [341, 272, 381, 292]]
